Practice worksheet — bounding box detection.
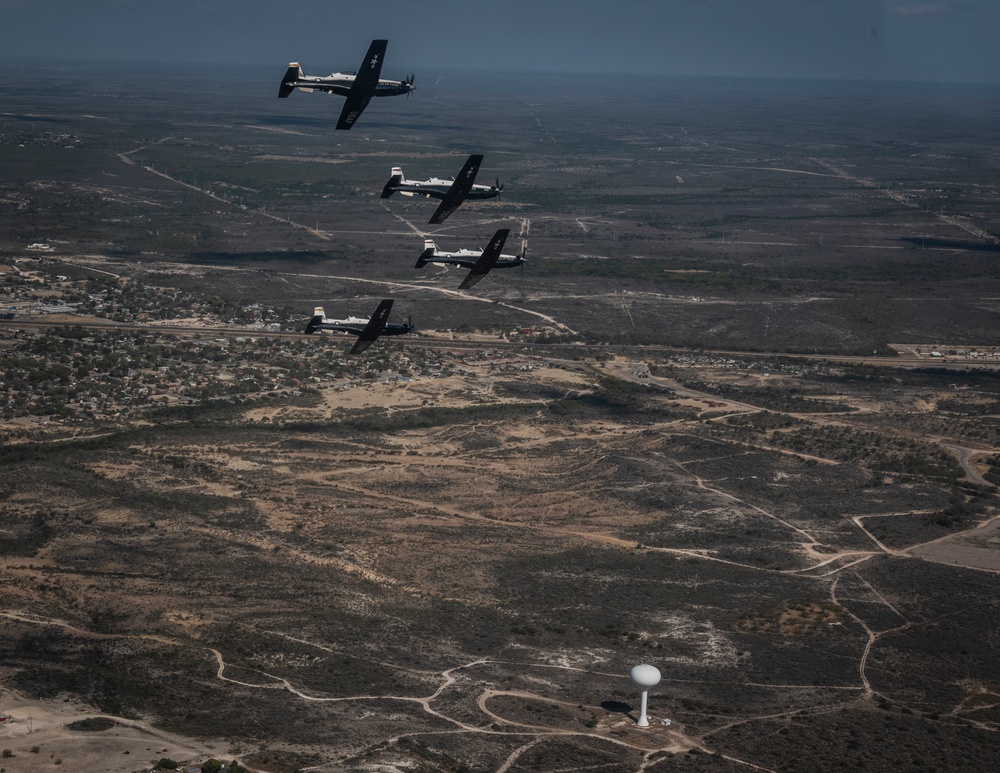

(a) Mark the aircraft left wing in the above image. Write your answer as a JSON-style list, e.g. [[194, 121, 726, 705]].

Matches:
[[349, 337, 378, 354], [459, 228, 510, 290], [336, 39, 388, 130], [428, 154, 483, 225], [349, 299, 393, 354]]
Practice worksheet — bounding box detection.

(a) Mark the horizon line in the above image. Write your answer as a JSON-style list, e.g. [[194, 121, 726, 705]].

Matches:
[[0, 56, 997, 88]]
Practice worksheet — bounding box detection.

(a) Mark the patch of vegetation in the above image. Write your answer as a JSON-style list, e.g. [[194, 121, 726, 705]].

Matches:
[[243, 749, 320, 773], [724, 410, 805, 431], [547, 375, 693, 421], [735, 600, 842, 637], [66, 717, 116, 732], [769, 424, 963, 481], [533, 257, 785, 294], [667, 375, 855, 414], [0, 510, 55, 556], [189, 250, 330, 263], [984, 455, 1000, 486], [864, 485, 994, 549]]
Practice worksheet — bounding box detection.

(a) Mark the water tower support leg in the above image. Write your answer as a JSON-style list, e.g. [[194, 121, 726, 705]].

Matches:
[[637, 690, 649, 727]]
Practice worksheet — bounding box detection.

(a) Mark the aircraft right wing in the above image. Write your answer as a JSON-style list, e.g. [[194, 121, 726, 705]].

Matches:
[[336, 39, 388, 130], [415, 245, 436, 269], [458, 228, 510, 290], [428, 154, 483, 225], [348, 299, 393, 354]]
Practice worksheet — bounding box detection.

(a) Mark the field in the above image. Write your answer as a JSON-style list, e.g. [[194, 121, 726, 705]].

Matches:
[[1, 61, 999, 772]]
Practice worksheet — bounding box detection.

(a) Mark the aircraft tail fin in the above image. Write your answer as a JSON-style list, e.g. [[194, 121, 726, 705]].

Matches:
[[304, 305, 325, 334], [278, 63, 302, 98], [415, 241, 436, 269], [380, 168, 403, 199]]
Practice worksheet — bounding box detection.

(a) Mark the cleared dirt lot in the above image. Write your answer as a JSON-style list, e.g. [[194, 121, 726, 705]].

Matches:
[[0, 686, 228, 773]]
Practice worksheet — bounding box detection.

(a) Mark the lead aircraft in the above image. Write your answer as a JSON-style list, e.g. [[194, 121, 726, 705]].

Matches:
[[304, 299, 413, 354], [380, 154, 502, 225], [278, 39, 414, 130], [416, 228, 525, 289]]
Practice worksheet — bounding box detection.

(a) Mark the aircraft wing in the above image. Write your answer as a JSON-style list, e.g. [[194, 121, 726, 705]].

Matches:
[[336, 39, 388, 130], [349, 336, 379, 354], [457, 272, 488, 290], [459, 228, 510, 290], [348, 299, 393, 354], [428, 154, 483, 224]]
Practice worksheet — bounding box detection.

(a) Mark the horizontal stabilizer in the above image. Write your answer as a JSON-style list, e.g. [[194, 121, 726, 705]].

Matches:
[[303, 306, 326, 334], [415, 247, 435, 269], [380, 174, 402, 199], [278, 63, 301, 98]]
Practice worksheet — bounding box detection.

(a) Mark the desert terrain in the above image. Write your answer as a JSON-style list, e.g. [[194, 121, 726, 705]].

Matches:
[[1, 63, 999, 772]]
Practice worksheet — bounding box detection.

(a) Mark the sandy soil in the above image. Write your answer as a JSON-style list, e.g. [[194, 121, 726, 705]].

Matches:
[[909, 515, 1000, 572], [243, 364, 593, 423], [0, 687, 230, 773]]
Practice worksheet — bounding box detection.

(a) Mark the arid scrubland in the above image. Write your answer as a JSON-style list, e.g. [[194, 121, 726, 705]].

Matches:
[[2, 64, 999, 771]]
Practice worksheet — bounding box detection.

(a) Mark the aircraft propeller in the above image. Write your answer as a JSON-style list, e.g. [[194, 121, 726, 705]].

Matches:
[[495, 177, 504, 193], [405, 73, 416, 97]]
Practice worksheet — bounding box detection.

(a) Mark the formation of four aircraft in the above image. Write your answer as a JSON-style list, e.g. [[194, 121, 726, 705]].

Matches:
[[281, 40, 519, 352]]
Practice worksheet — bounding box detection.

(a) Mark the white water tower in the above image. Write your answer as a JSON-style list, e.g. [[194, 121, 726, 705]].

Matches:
[[630, 663, 661, 728]]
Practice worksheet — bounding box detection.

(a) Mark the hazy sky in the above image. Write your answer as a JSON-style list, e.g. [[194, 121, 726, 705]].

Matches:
[[2, 0, 999, 83]]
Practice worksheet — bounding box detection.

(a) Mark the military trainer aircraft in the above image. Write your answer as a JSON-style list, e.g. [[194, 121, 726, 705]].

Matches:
[[416, 228, 525, 289], [380, 154, 502, 225], [304, 299, 413, 354], [277, 39, 414, 130]]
